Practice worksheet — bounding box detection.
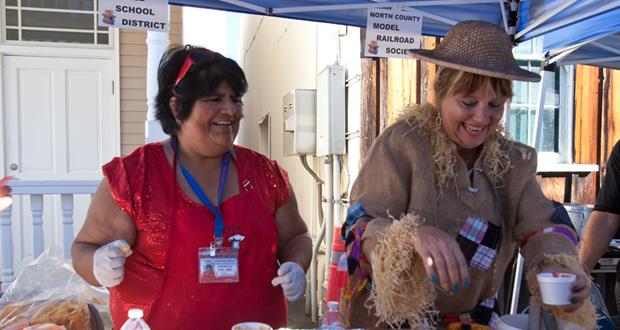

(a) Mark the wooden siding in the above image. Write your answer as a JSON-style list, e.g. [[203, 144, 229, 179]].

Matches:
[[118, 6, 183, 155], [359, 35, 437, 160]]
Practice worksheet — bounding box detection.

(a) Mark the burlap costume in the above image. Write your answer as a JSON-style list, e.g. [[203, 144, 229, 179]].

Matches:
[[341, 105, 579, 328]]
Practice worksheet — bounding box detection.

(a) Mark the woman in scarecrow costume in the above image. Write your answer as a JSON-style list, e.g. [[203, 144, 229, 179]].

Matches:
[[341, 20, 595, 329]]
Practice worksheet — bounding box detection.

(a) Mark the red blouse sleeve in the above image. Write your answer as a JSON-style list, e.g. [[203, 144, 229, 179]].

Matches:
[[102, 153, 142, 220]]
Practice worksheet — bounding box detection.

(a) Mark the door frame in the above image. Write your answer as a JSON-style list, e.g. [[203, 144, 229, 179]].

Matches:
[[0, 29, 121, 175]]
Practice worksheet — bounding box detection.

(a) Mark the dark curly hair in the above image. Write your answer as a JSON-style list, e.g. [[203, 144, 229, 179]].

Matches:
[[155, 44, 248, 135]]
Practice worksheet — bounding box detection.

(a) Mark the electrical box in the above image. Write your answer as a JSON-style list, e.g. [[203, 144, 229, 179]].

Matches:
[[282, 89, 316, 156], [316, 65, 345, 156]]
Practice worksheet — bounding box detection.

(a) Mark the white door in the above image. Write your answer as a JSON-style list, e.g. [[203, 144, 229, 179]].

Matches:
[[2, 55, 117, 268]]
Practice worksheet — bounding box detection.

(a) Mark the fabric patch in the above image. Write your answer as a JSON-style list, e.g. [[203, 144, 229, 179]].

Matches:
[[459, 217, 488, 243], [470, 245, 497, 271], [470, 297, 500, 327], [456, 217, 501, 271], [342, 202, 367, 240]]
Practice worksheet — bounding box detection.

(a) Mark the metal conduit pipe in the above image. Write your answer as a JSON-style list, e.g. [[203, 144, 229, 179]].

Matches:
[[299, 155, 324, 322], [323, 156, 334, 302], [310, 218, 326, 322], [333, 155, 342, 228]]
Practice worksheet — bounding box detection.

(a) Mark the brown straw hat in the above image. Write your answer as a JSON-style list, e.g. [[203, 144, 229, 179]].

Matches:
[[408, 20, 541, 82]]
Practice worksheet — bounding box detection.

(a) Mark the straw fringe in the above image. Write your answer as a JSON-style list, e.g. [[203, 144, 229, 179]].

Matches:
[[525, 253, 597, 330], [400, 103, 512, 195], [368, 213, 437, 329]]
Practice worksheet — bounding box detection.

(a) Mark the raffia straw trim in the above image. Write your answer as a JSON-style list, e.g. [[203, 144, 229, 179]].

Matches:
[[400, 104, 512, 195], [367, 213, 437, 329], [525, 253, 597, 329]]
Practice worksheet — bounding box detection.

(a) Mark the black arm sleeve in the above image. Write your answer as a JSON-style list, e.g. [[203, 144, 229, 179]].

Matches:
[[595, 140, 620, 215]]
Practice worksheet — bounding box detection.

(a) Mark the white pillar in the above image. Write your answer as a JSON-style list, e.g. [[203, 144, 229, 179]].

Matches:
[[145, 29, 170, 143]]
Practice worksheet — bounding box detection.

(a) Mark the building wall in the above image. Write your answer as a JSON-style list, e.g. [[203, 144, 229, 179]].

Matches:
[[236, 16, 362, 235], [118, 6, 183, 155]]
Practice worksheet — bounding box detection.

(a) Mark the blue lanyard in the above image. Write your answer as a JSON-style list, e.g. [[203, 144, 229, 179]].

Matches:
[[171, 137, 231, 244]]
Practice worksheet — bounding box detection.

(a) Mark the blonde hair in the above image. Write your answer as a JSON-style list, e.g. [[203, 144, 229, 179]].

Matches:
[[432, 67, 513, 108]]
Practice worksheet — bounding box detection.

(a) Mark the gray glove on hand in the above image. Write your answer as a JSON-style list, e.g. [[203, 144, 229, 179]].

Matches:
[[271, 261, 306, 302], [93, 239, 132, 288]]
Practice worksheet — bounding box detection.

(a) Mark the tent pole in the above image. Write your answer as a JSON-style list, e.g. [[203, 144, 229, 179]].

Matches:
[[220, 0, 266, 13]]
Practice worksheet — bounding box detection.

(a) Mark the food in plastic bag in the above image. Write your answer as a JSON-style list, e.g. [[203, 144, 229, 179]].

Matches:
[[0, 247, 109, 329], [0, 298, 88, 329]]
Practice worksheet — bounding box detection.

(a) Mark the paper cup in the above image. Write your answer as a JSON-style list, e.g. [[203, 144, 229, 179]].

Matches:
[[497, 314, 529, 330], [536, 272, 576, 305], [231, 322, 273, 330]]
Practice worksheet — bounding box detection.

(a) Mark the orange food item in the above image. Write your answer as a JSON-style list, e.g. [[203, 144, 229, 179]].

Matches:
[[24, 323, 66, 330]]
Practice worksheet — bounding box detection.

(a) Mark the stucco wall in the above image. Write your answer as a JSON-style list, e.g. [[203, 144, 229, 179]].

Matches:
[[236, 15, 362, 236]]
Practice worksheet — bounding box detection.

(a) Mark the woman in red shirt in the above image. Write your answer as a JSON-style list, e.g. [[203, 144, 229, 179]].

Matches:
[[72, 45, 312, 329]]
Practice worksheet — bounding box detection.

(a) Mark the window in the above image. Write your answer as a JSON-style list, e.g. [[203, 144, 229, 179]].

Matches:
[[3, 0, 110, 45], [508, 38, 574, 163]]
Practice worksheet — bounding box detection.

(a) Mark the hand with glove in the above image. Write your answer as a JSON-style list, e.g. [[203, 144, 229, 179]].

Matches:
[[93, 239, 132, 288], [271, 261, 306, 302]]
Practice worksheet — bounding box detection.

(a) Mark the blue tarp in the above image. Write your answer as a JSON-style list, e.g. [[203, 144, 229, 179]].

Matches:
[[171, 0, 505, 37], [173, 0, 620, 68], [517, 0, 620, 68]]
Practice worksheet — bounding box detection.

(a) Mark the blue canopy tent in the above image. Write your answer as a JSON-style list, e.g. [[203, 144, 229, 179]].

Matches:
[[516, 0, 620, 69], [542, 9, 620, 69], [171, 0, 509, 37]]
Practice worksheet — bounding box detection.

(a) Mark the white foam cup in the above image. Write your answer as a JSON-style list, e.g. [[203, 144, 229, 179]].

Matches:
[[231, 322, 273, 330], [497, 314, 529, 330], [536, 272, 576, 305]]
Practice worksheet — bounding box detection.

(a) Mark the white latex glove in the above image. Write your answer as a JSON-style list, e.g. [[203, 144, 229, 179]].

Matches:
[[93, 239, 132, 288], [271, 261, 306, 302]]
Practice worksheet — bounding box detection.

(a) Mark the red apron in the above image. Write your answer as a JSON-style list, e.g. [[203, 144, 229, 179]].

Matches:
[[118, 153, 287, 329]]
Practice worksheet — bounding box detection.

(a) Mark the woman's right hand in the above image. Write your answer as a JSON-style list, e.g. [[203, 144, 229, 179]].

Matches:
[[93, 239, 132, 287], [411, 225, 470, 293]]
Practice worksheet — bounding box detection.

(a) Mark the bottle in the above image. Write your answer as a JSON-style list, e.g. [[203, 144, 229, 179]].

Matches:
[[120, 308, 151, 330], [320, 301, 344, 329]]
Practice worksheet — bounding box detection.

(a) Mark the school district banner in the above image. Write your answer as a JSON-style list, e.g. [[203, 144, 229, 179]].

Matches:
[[99, 0, 169, 32]]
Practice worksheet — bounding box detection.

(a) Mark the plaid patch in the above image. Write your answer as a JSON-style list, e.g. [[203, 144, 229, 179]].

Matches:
[[459, 217, 488, 243], [471, 245, 497, 271], [456, 217, 501, 271]]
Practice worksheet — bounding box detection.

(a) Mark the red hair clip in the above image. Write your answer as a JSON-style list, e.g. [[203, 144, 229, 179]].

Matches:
[[174, 54, 195, 87]]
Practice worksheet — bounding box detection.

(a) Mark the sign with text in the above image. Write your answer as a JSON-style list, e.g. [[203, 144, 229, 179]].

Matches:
[[99, 0, 168, 32], [364, 8, 423, 58]]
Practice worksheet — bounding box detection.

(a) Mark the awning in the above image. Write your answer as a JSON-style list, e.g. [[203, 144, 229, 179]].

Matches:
[[172, 0, 620, 68], [170, 0, 507, 37], [516, 0, 620, 69]]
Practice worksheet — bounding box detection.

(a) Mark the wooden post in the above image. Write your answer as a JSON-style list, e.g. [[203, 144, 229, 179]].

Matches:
[[360, 28, 379, 162]]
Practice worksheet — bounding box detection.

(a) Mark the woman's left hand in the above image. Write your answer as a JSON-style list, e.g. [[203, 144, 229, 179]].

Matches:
[[538, 264, 591, 313]]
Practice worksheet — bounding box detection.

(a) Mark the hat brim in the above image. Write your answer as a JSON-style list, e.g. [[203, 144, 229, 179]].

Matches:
[[408, 49, 541, 82]]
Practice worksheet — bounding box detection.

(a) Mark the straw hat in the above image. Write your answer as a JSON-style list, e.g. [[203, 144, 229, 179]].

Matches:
[[408, 20, 540, 82]]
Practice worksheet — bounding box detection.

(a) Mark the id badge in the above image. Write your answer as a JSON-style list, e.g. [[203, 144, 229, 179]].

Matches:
[[198, 246, 239, 283]]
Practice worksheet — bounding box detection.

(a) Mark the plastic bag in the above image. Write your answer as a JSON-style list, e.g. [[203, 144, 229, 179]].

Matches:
[[0, 247, 110, 329]]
